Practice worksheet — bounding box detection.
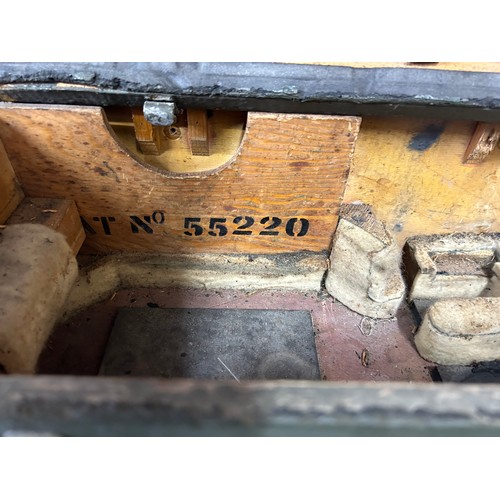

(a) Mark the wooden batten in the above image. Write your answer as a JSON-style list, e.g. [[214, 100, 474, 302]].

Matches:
[[187, 109, 210, 156], [0, 104, 361, 255], [0, 138, 24, 224], [7, 198, 85, 256], [131, 107, 162, 155], [463, 122, 500, 164], [110, 109, 246, 175]]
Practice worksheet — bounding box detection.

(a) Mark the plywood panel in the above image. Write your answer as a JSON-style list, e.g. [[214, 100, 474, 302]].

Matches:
[[344, 117, 500, 246], [0, 104, 360, 255]]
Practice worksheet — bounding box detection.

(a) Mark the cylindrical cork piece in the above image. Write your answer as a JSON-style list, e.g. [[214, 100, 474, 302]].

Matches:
[[0, 224, 78, 373]]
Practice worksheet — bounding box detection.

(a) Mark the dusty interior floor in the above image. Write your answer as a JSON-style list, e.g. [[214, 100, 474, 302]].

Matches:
[[100, 307, 320, 379], [37, 287, 438, 382]]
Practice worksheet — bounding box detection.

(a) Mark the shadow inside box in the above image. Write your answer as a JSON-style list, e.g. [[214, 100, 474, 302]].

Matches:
[[437, 361, 500, 383]]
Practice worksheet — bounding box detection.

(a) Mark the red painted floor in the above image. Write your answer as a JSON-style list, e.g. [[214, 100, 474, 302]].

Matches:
[[38, 287, 436, 382]]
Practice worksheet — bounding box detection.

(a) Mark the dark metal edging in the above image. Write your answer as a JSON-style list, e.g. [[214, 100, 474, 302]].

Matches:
[[0, 62, 500, 121]]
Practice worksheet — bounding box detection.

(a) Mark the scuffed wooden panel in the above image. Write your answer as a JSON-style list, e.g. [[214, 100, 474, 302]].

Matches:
[[344, 117, 500, 246], [0, 104, 360, 254]]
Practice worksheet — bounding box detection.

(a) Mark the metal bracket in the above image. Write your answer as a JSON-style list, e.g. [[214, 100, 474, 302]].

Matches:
[[143, 100, 177, 126]]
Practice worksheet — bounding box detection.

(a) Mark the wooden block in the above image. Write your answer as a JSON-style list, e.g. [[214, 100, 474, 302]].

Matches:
[[0, 104, 360, 255], [0, 138, 24, 224], [187, 109, 209, 156], [131, 107, 162, 155], [463, 122, 500, 164], [7, 198, 85, 255]]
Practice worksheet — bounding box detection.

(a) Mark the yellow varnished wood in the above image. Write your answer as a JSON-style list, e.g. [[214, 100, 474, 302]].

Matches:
[[131, 107, 162, 155], [344, 117, 500, 246], [109, 109, 246, 174], [187, 109, 210, 156]]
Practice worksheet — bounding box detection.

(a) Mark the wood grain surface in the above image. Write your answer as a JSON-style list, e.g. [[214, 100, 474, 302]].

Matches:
[[7, 198, 85, 255], [187, 109, 210, 156], [0, 104, 360, 255], [131, 107, 162, 155], [344, 116, 500, 246], [463, 123, 500, 164]]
